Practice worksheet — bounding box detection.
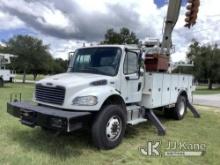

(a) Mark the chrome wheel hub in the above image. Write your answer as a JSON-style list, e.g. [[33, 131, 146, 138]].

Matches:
[[179, 101, 185, 116], [106, 115, 122, 141]]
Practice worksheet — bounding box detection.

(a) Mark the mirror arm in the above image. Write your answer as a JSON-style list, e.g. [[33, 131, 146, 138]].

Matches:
[[138, 50, 143, 78]]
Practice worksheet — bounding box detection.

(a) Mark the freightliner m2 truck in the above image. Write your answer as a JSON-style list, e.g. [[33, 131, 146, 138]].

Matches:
[[7, 0, 200, 149]]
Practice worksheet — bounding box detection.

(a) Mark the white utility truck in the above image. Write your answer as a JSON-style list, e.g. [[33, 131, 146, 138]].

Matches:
[[7, 0, 200, 149], [0, 53, 16, 87]]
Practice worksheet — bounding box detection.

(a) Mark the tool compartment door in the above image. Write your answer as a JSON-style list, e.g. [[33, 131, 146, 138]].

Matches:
[[151, 73, 163, 108], [141, 73, 163, 109], [161, 74, 171, 105], [170, 75, 179, 104]]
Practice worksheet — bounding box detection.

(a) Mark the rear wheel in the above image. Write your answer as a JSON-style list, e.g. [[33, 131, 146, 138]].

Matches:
[[91, 105, 126, 150], [164, 96, 187, 120], [173, 96, 187, 120], [0, 78, 4, 87]]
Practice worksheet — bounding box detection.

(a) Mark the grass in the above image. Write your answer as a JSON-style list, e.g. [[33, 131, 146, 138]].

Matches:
[[1, 83, 220, 165], [193, 85, 220, 95], [15, 74, 45, 81]]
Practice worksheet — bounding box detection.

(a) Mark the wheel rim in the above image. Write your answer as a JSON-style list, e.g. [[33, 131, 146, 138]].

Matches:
[[179, 101, 185, 116], [105, 115, 122, 141]]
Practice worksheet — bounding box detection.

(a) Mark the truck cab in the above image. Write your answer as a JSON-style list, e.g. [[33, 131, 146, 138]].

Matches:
[[35, 45, 143, 111]]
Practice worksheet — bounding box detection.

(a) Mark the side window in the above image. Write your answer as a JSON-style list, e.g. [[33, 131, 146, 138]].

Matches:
[[123, 51, 139, 75]]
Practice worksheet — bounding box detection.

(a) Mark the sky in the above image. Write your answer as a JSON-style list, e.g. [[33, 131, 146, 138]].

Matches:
[[0, 0, 219, 62]]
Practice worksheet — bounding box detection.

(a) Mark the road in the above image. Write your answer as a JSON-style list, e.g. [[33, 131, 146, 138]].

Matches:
[[193, 94, 220, 108], [14, 79, 35, 83]]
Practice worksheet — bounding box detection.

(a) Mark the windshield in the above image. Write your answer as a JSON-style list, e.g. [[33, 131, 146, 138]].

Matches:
[[68, 47, 122, 76]]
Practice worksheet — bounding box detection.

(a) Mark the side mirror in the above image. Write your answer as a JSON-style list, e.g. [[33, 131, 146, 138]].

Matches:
[[67, 52, 75, 71], [68, 52, 75, 62]]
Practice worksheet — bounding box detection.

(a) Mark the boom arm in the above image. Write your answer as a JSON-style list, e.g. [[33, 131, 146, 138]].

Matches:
[[161, 0, 182, 55]]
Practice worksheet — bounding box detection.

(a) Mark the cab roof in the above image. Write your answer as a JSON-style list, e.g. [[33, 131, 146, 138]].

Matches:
[[77, 44, 139, 50]]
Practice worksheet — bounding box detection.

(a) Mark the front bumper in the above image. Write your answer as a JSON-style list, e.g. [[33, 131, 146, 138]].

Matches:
[[7, 101, 92, 132]]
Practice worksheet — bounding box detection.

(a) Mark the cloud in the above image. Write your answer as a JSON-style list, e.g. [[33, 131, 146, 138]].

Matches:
[[0, 0, 219, 61], [170, 0, 220, 61], [0, 0, 157, 41], [0, 11, 24, 30], [0, 41, 6, 47]]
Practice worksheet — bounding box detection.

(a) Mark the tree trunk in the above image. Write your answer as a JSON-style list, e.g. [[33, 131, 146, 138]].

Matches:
[[208, 78, 213, 90], [22, 70, 26, 83], [33, 73, 37, 81]]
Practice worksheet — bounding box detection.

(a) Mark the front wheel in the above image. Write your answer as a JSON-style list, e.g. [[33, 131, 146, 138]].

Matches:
[[91, 105, 126, 150]]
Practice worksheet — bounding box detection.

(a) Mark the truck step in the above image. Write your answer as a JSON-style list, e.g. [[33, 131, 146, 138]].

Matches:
[[126, 105, 141, 111], [127, 118, 147, 125]]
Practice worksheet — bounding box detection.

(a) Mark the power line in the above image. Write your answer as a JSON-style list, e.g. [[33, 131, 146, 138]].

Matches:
[[190, 28, 215, 33], [205, 14, 220, 17]]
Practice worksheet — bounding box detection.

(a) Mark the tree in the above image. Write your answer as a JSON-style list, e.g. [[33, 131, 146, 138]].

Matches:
[[5, 35, 53, 83], [101, 27, 139, 44], [0, 44, 7, 53], [187, 40, 220, 89], [52, 58, 68, 74]]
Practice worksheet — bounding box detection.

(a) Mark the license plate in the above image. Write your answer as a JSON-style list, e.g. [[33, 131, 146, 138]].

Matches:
[[20, 109, 33, 117], [20, 109, 36, 127]]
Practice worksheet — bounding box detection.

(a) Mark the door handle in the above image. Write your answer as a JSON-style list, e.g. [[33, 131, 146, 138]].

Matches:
[[125, 75, 139, 81], [138, 82, 142, 91]]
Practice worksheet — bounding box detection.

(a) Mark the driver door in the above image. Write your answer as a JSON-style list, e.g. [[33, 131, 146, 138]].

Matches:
[[121, 51, 143, 103]]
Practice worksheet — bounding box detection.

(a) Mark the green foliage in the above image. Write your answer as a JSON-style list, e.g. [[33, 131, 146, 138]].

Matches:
[[101, 27, 139, 44], [2, 35, 68, 81], [5, 35, 52, 79], [172, 66, 193, 74], [52, 58, 68, 74], [0, 44, 7, 53], [186, 40, 220, 89]]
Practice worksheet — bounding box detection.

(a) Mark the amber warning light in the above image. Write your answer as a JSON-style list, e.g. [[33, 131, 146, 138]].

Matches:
[[184, 0, 200, 28]]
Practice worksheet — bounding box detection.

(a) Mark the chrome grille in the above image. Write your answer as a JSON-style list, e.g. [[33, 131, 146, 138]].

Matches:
[[35, 84, 65, 105]]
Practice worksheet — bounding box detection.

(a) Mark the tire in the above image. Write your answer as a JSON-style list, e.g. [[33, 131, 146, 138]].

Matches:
[[91, 105, 126, 150], [0, 78, 4, 87], [173, 96, 187, 120]]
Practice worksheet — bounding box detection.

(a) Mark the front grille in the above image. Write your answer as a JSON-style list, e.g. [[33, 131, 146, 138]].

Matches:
[[35, 84, 65, 105]]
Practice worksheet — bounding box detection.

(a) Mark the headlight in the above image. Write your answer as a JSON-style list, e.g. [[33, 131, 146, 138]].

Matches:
[[72, 96, 98, 106]]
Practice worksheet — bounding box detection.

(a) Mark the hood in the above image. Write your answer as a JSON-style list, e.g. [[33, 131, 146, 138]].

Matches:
[[37, 72, 112, 87]]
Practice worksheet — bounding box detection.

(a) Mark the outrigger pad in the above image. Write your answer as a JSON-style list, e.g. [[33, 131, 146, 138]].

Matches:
[[187, 101, 201, 118], [145, 109, 166, 136]]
